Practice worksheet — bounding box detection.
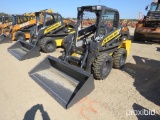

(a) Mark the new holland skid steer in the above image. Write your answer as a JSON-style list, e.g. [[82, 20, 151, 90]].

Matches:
[[0, 9, 53, 44], [28, 5, 131, 109], [8, 12, 75, 60]]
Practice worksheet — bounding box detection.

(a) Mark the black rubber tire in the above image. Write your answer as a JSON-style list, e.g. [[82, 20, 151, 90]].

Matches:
[[113, 48, 127, 69], [15, 31, 26, 41], [92, 53, 113, 80], [40, 37, 56, 53], [62, 34, 74, 48], [134, 31, 141, 41]]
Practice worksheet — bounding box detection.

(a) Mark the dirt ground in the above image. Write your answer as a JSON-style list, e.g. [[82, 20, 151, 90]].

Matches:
[[0, 27, 160, 120]]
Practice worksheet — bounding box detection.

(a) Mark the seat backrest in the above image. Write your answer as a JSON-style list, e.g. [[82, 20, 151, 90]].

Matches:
[[99, 25, 113, 36], [46, 19, 56, 26]]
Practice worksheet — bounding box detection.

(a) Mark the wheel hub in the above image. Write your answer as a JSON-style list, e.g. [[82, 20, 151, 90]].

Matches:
[[102, 61, 110, 75], [47, 43, 53, 50], [120, 54, 126, 65]]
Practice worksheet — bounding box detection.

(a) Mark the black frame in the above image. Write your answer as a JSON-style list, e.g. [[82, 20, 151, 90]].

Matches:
[[63, 5, 126, 72]]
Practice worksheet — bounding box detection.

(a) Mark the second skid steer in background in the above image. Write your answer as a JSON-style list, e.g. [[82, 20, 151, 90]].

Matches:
[[8, 11, 75, 60], [28, 5, 132, 109], [0, 9, 53, 44], [0, 14, 35, 44]]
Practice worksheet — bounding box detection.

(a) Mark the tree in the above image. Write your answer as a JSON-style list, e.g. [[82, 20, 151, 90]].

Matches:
[[0, 12, 10, 16]]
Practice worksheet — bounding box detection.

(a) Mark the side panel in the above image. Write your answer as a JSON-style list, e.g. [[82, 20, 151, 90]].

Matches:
[[118, 40, 132, 56], [44, 22, 62, 34], [101, 28, 121, 46], [24, 32, 30, 39], [55, 38, 63, 46]]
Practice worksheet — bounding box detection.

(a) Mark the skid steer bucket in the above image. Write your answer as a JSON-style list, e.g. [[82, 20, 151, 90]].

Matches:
[[0, 34, 11, 44], [29, 55, 94, 109], [8, 40, 40, 60]]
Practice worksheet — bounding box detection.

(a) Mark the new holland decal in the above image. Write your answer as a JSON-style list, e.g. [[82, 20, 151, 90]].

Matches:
[[20, 22, 30, 28], [101, 28, 121, 46], [44, 22, 61, 34]]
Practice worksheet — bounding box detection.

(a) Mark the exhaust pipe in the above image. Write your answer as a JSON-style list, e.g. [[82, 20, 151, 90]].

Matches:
[[29, 55, 94, 109]]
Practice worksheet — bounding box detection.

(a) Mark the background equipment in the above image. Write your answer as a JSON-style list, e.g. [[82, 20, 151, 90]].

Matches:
[[8, 12, 75, 60], [134, 0, 160, 41]]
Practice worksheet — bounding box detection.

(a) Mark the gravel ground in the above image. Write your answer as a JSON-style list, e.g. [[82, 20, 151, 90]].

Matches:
[[0, 27, 160, 120]]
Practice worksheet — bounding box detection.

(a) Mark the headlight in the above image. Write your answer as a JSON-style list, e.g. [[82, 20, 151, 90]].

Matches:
[[97, 6, 102, 10], [92, 6, 102, 10]]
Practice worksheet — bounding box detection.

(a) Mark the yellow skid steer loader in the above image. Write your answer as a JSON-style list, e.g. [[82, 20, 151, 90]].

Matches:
[[8, 12, 75, 60], [0, 9, 53, 44], [29, 5, 131, 109]]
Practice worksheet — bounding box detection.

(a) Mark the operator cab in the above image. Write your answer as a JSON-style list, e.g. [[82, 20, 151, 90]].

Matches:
[[11, 15, 34, 26], [150, 2, 158, 11], [146, 0, 160, 11], [34, 12, 63, 33], [30, 12, 65, 42], [2, 16, 12, 24], [74, 6, 119, 47]]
